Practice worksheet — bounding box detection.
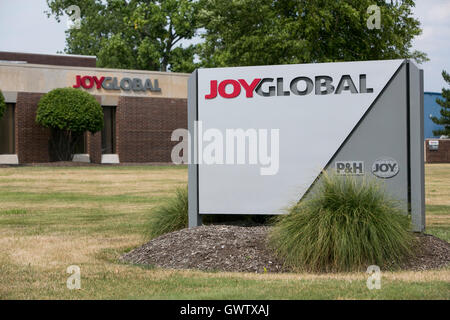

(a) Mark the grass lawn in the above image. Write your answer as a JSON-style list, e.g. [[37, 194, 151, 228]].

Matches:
[[0, 164, 449, 299]]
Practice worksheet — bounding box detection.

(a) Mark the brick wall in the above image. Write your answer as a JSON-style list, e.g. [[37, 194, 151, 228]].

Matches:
[[15, 93, 104, 163], [87, 132, 102, 164], [0, 51, 96, 68], [117, 96, 187, 162], [425, 139, 450, 163], [14, 93, 187, 164], [16, 92, 50, 163]]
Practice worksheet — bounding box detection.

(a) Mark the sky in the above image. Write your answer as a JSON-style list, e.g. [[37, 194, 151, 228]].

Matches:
[[0, 0, 449, 92]]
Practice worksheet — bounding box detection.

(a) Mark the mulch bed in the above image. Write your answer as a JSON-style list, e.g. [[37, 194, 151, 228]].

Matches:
[[121, 225, 450, 273], [397, 233, 450, 271], [122, 225, 284, 273]]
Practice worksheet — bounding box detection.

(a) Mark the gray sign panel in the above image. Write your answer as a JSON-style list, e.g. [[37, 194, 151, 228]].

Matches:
[[188, 60, 425, 232]]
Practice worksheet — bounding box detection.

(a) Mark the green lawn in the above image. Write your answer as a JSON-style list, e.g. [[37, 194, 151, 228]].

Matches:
[[0, 164, 448, 299], [426, 205, 450, 242]]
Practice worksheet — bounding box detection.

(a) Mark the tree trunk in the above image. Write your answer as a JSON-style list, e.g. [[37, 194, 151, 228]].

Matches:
[[49, 129, 83, 162]]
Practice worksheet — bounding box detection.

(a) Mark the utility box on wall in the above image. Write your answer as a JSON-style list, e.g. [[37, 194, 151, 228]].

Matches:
[[188, 59, 425, 232], [428, 140, 439, 151]]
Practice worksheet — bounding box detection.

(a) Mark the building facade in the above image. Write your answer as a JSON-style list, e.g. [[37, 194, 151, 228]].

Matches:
[[1, 52, 447, 165], [425, 139, 450, 163], [0, 52, 188, 164], [423, 92, 449, 163]]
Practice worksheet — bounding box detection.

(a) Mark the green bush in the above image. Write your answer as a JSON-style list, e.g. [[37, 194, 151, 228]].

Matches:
[[36, 88, 103, 161], [269, 173, 415, 272], [147, 186, 189, 239], [0, 90, 5, 120]]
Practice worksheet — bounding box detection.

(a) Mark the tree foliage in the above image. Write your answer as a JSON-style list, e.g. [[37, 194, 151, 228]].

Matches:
[[46, 0, 199, 72], [0, 90, 5, 120], [47, 0, 427, 71], [36, 88, 103, 161], [431, 71, 450, 137], [37, 88, 103, 133], [198, 0, 427, 67]]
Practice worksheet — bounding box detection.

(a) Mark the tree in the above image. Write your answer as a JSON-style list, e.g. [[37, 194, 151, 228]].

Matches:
[[47, 0, 427, 72], [197, 0, 428, 67], [431, 71, 450, 137], [0, 90, 5, 120], [36, 88, 103, 161], [46, 0, 199, 72]]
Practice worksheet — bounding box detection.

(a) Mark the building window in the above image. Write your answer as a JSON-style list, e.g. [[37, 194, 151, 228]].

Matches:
[[101, 106, 116, 154], [0, 103, 15, 154]]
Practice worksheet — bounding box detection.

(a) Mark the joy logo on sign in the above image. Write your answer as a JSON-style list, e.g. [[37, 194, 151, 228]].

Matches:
[[205, 74, 373, 99], [372, 158, 399, 179]]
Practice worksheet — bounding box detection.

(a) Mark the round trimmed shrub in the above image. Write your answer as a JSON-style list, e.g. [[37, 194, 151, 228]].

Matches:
[[0, 90, 5, 120], [36, 87, 103, 161], [269, 174, 415, 272]]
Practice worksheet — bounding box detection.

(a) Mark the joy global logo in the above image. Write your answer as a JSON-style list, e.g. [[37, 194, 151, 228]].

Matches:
[[371, 157, 399, 179]]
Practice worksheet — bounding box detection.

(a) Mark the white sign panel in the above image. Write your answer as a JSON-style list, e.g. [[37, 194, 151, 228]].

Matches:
[[196, 60, 404, 214]]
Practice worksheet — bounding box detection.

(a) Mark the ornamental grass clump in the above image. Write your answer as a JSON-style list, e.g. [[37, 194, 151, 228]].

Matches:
[[147, 186, 188, 239], [269, 173, 415, 272]]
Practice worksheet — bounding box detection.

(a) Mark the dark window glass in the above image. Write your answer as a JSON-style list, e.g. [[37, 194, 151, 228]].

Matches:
[[101, 106, 116, 154], [0, 103, 15, 154]]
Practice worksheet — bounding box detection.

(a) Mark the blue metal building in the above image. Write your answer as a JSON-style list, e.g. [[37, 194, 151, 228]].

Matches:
[[424, 92, 445, 139]]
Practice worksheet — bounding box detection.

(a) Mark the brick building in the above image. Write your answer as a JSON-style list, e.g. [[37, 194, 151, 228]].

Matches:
[[425, 139, 450, 163], [0, 52, 188, 164]]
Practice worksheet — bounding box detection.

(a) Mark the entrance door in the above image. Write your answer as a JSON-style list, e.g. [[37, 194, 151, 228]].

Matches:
[[101, 106, 116, 154], [0, 104, 15, 154]]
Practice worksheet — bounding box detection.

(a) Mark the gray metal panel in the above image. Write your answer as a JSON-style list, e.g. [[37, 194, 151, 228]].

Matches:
[[320, 63, 409, 212], [188, 70, 201, 227], [196, 60, 405, 215], [189, 60, 425, 231], [409, 62, 426, 232]]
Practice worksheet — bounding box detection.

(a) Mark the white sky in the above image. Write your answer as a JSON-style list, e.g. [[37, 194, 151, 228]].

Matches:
[[0, 0, 448, 92]]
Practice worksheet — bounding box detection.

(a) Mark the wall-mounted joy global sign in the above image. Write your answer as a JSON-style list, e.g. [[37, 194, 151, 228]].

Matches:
[[187, 59, 425, 232], [73, 75, 161, 92]]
